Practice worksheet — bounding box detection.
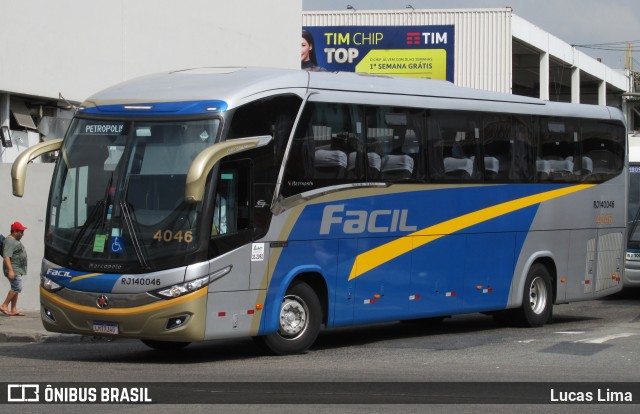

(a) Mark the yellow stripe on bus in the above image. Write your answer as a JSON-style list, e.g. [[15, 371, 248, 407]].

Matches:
[[348, 184, 595, 281], [70, 273, 102, 283], [40, 286, 207, 316]]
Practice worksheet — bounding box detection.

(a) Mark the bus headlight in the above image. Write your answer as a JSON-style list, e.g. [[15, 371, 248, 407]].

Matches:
[[42, 276, 63, 292], [154, 275, 210, 299]]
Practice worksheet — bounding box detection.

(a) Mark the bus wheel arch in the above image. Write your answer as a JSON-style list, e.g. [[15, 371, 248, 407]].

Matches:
[[534, 257, 557, 305], [291, 272, 328, 326], [257, 272, 327, 355], [513, 260, 555, 327]]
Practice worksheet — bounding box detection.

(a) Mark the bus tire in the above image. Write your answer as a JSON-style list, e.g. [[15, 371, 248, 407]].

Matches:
[[258, 281, 322, 355], [141, 339, 191, 351], [514, 263, 553, 327]]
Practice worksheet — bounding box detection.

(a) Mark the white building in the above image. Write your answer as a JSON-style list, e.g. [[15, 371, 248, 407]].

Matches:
[[1, 0, 301, 163]]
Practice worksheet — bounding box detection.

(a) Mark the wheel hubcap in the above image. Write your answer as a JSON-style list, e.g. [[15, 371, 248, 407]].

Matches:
[[529, 276, 548, 314], [278, 295, 308, 338]]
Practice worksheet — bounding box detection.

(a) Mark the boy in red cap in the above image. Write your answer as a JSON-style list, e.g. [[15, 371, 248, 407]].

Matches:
[[1, 222, 28, 316]]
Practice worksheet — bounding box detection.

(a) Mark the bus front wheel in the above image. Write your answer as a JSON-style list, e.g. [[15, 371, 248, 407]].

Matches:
[[257, 281, 322, 355], [514, 263, 553, 327]]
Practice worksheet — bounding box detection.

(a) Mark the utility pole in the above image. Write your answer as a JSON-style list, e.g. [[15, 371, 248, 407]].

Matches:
[[626, 41, 633, 71]]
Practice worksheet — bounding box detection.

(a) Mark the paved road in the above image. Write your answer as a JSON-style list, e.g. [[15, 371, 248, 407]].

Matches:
[[1, 289, 639, 413]]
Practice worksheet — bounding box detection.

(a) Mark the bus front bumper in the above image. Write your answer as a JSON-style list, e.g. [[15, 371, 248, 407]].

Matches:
[[624, 261, 640, 287], [40, 287, 207, 342]]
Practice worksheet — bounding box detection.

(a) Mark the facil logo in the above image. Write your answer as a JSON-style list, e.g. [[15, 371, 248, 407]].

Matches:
[[46, 269, 72, 278], [319, 204, 417, 235]]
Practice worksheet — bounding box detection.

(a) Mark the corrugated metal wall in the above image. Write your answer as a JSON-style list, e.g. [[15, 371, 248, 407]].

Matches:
[[303, 8, 512, 93]]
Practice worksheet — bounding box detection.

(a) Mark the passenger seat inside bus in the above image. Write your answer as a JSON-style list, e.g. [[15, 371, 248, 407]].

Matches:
[[376, 129, 416, 181], [443, 157, 473, 178], [536, 158, 574, 180], [314, 149, 348, 179], [348, 152, 381, 180], [565, 156, 594, 176], [381, 154, 414, 180]]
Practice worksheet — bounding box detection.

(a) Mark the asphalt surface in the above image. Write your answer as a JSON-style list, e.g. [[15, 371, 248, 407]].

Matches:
[[0, 310, 82, 343]]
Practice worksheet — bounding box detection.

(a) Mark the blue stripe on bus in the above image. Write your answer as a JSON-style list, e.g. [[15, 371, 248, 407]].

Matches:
[[287, 184, 569, 241], [79, 100, 228, 115], [258, 184, 582, 334], [45, 268, 121, 293]]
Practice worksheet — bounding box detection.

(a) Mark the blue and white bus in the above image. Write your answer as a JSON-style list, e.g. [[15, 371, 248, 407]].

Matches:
[[12, 68, 626, 354]]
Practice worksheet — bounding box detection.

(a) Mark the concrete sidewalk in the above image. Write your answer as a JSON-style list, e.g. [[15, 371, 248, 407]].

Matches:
[[0, 310, 84, 343]]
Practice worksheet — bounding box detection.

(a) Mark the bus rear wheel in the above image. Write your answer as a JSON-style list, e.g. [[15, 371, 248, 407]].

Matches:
[[514, 263, 553, 327], [141, 339, 191, 351], [257, 281, 322, 355]]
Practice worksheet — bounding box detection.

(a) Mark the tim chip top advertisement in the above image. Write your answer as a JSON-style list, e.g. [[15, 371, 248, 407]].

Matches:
[[301, 25, 454, 80]]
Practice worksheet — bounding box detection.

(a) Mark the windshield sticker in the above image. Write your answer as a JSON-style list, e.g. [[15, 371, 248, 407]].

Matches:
[[110, 236, 124, 254], [83, 122, 127, 136], [93, 234, 107, 253], [251, 243, 265, 261]]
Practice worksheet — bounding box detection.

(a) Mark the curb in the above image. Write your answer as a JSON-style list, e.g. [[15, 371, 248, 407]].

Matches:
[[0, 332, 87, 343]]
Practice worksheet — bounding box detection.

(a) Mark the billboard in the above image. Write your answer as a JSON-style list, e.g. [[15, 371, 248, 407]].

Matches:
[[301, 25, 455, 81]]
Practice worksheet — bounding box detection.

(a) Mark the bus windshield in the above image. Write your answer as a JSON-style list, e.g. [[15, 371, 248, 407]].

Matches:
[[46, 118, 220, 271]]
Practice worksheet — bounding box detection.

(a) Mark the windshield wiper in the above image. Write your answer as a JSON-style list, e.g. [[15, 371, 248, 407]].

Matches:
[[65, 173, 113, 264], [65, 199, 106, 264], [120, 200, 150, 270]]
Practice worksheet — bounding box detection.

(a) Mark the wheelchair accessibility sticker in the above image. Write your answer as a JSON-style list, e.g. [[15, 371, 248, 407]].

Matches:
[[110, 236, 124, 253]]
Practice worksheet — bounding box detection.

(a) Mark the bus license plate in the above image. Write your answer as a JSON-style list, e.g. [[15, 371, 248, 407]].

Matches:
[[626, 253, 640, 261], [92, 321, 119, 335]]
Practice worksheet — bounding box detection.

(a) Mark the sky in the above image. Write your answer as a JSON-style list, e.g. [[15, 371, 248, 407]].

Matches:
[[302, 0, 640, 70]]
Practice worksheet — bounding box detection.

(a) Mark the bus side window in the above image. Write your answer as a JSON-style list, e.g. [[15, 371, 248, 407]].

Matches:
[[319, 103, 363, 181], [483, 115, 512, 181], [538, 117, 579, 182], [365, 106, 424, 182], [482, 114, 534, 183], [211, 164, 251, 238], [283, 102, 364, 196], [510, 116, 535, 182], [432, 110, 482, 182], [580, 120, 625, 182]]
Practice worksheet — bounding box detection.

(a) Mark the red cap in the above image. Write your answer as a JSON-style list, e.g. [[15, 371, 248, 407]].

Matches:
[[11, 222, 27, 232]]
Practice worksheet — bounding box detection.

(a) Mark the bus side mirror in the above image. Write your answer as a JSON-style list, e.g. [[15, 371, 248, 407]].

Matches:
[[11, 139, 63, 197], [185, 135, 272, 203], [1, 126, 13, 147]]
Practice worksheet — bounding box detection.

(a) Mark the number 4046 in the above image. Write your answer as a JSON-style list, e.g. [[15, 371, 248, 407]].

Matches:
[[153, 230, 193, 243]]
